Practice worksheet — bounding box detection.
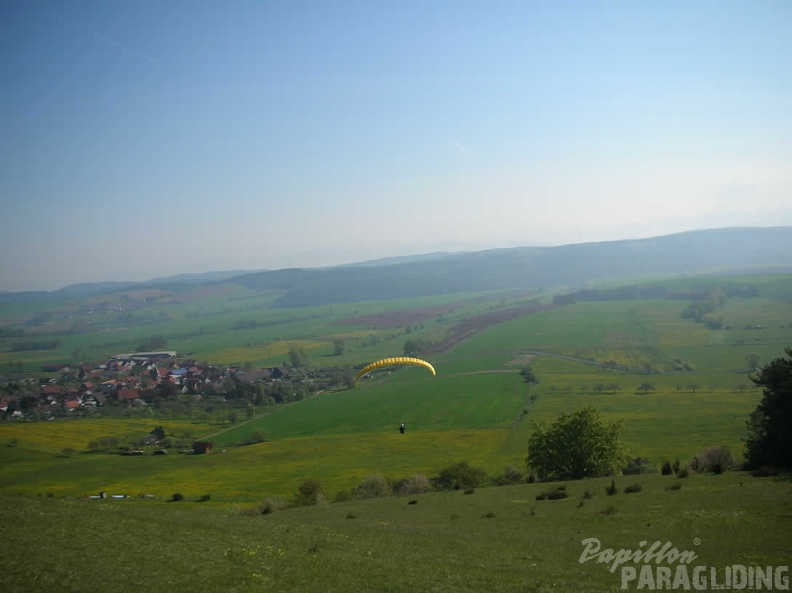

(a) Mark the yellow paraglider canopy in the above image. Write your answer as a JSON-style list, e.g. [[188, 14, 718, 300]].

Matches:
[[354, 356, 436, 385]]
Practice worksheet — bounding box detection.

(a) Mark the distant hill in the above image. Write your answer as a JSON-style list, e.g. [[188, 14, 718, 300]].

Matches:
[[0, 270, 262, 304], [1, 227, 789, 306], [338, 251, 467, 268], [231, 226, 792, 307]]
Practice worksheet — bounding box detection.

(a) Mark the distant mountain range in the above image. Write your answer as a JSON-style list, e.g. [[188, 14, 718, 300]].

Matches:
[[2, 227, 790, 306]]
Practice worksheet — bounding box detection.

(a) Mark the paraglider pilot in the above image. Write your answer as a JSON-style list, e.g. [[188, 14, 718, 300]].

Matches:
[[399, 422, 406, 434]]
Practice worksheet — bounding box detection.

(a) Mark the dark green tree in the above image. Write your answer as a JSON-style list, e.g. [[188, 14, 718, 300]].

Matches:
[[288, 345, 310, 368], [403, 338, 432, 357], [332, 338, 346, 356], [744, 347, 792, 470], [526, 407, 629, 481], [520, 366, 538, 384]]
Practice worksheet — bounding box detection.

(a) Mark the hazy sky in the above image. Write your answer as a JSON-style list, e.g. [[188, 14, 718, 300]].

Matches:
[[2, 0, 791, 292]]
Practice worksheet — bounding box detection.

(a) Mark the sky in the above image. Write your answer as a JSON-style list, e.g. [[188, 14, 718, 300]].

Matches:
[[1, 0, 791, 292]]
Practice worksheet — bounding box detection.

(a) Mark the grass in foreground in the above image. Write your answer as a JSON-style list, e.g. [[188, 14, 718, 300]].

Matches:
[[1, 472, 790, 593]]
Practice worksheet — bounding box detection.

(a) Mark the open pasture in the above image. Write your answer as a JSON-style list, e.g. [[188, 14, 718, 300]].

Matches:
[[2, 471, 791, 593], [0, 426, 514, 501]]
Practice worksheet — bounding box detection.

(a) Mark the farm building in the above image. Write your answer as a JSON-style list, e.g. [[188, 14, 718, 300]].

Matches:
[[193, 441, 213, 454]]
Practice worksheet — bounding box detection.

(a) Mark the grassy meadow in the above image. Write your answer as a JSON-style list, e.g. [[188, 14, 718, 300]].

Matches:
[[1, 273, 791, 591], [2, 472, 791, 593]]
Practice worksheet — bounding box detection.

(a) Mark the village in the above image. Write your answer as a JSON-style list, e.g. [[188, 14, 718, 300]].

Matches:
[[0, 350, 354, 423]]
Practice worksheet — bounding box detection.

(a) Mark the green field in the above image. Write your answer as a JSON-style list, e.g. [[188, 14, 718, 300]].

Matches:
[[1, 274, 791, 591], [2, 472, 791, 593]]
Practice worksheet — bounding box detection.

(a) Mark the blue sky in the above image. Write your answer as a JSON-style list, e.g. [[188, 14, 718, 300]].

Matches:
[[2, 0, 790, 291]]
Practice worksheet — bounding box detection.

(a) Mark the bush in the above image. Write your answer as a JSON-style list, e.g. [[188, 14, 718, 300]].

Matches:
[[433, 461, 487, 491], [536, 486, 569, 501], [606, 479, 617, 496], [624, 483, 642, 494], [661, 461, 673, 475], [751, 465, 779, 478], [678, 467, 689, 478], [355, 474, 390, 499], [397, 474, 430, 496], [260, 497, 286, 515], [693, 446, 734, 473], [334, 490, 352, 502], [170, 493, 184, 502], [623, 458, 655, 475], [294, 479, 325, 506], [492, 465, 524, 486], [198, 494, 211, 502], [666, 482, 682, 491]]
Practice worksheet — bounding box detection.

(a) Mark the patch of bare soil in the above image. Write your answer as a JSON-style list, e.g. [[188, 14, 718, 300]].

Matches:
[[507, 354, 536, 366], [426, 305, 553, 354]]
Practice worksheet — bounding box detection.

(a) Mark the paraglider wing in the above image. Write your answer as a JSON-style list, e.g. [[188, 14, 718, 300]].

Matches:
[[354, 356, 436, 385]]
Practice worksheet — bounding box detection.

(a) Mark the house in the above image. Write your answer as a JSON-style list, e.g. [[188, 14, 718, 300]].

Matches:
[[64, 399, 81, 413], [193, 441, 213, 454], [41, 385, 62, 396], [117, 388, 139, 403]]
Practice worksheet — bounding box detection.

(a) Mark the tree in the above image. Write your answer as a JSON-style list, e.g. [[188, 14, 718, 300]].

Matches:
[[526, 407, 629, 481], [745, 353, 761, 372], [288, 345, 310, 368], [744, 347, 792, 470], [332, 338, 346, 356], [520, 366, 537, 384], [403, 338, 432, 357]]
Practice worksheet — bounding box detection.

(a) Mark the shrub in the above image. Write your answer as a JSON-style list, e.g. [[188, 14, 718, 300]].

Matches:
[[294, 479, 325, 506], [463, 488, 475, 495], [536, 486, 569, 501], [666, 483, 682, 491], [606, 479, 617, 496], [693, 446, 734, 473], [678, 467, 689, 478], [483, 511, 496, 518], [602, 505, 618, 515], [355, 474, 391, 499], [334, 490, 352, 503], [433, 461, 487, 491], [397, 474, 430, 496], [198, 494, 211, 502], [751, 465, 779, 478], [582, 490, 593, 500], [493, 465, 524, 485], [624, 483, 642, 494], [661, 461, 673, 475], [170, 493, 184, 502], [346, 511, 357, 519], [260, 497, 286, 515], [623, 458, 655, 475]]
